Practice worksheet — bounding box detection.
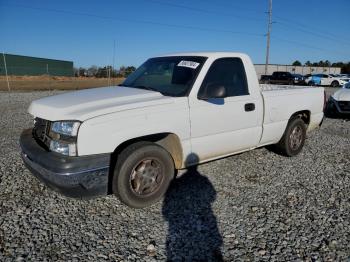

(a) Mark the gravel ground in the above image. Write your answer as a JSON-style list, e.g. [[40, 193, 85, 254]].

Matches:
[[0, 89, 349, 261]]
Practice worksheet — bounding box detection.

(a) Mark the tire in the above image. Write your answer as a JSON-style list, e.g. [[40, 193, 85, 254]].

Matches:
[[308, 81, 314, 86], [112, 141, 175, 208], [331, 81, 339, 88], [275, 117, 306, 157]]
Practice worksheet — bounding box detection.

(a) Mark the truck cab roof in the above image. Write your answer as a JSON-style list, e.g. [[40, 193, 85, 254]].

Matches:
[[159, 52, 249, 59]]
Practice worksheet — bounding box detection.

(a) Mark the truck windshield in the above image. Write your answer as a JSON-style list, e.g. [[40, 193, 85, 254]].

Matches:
[[122, 56, 207, 97]]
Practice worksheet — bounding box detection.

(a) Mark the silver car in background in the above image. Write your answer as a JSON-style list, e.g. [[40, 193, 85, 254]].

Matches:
[[326, 82, 350, 116]]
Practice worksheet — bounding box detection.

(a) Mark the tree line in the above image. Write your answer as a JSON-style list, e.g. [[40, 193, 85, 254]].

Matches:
[[74, 65, 136, 78], [292, 60, 350, 73]]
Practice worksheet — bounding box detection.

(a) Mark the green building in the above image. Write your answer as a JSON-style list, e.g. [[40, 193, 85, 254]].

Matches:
[[0, 53, 73, 77]]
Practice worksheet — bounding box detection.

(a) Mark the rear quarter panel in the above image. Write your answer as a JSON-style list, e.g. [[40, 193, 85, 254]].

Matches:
[[259, 87, 324, 145]]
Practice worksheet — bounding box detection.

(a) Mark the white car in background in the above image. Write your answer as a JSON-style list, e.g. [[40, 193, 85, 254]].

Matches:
[[306, 74, 349, 87], [326, 82, 350, 115]]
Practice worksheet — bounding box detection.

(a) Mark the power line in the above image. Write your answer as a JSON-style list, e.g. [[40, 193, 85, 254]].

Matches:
[[191, 0, 263, 14], [2, 3, 264, 37], [272, 36, 349, 57], [142, 0, 265, 22], [149, 0, 350, 46], [2, 2, 348, 59], [275, 15, 350, 42], [141, 0, 350, 47], [275, 21, 350, 46]]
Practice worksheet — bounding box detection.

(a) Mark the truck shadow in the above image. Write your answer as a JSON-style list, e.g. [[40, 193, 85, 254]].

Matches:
[[324, 111, 350, 120], [162, 154, 223, 261]]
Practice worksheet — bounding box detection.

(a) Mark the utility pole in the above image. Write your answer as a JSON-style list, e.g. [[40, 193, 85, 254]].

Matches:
[[112, 40, 116, 86], [264, 0, 272, 75], [2, 52, 10, 91]]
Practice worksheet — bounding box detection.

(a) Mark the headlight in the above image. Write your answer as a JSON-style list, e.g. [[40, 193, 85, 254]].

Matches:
[[51, 121, 80, 136], [49, 121, 80, 156], [50, 140, 77, 156]]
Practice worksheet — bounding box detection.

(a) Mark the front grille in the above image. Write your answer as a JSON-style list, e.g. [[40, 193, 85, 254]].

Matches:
[[338, 101, 350, 111], [33, 118, 51, 148]]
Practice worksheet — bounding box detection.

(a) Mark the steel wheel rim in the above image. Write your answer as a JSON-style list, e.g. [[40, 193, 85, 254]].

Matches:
[[129, 158, 164, 196], [289, 125, 303, 150]]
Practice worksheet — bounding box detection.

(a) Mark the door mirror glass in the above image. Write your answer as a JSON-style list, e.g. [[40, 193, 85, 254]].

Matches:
[[199, 83, 227, 100]]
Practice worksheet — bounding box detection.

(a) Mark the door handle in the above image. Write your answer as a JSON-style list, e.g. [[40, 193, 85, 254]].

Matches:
[[244, 103, 255, 112]]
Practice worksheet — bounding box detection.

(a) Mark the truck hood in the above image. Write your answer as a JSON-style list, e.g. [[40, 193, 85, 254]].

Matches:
[[332, 88, 350, 101], [28, 86, 173, 121]]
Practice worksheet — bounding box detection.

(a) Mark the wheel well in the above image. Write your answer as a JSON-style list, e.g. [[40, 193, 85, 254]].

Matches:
[[290, 110, 310, 125], [110, 133, 183, 169], [107, 133, 183, 194]]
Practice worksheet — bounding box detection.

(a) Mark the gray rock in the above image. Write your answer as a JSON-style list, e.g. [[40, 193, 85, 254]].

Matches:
[[0, 89, 349, 261]]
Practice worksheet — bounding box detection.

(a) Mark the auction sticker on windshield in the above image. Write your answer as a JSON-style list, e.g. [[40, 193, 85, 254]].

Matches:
[[177, 60, 200, 69]]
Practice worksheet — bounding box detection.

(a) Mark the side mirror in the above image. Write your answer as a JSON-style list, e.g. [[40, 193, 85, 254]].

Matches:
[[198, 84, 227, 100]]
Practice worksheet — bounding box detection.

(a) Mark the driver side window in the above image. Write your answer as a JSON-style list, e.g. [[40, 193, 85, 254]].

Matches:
[[198, 58, 249, 98]]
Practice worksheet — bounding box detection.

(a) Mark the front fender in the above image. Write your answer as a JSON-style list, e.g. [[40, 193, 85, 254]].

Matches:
[[77, 98, 191, 157]]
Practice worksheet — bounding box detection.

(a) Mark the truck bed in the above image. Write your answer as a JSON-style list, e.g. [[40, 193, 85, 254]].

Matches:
[[258, 83, 324, 146]]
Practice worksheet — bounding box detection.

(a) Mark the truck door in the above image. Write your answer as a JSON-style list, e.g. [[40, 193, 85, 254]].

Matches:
[[188, 57, 262, 162]]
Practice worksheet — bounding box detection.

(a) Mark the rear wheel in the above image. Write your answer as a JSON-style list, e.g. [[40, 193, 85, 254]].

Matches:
[[275, 117, 306, 156], [331, 81, 339, 88], [112, 142, 175, 208]]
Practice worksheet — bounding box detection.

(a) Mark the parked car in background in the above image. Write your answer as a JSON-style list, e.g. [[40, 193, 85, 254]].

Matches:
[[305, 74, 320, 86], [326, 82, 350, 116], [260, 75, 270, 84], [260, 71, 295, 85], [306, 74, 348, 87], [303, 74, 311, 84], [291, 74, 305, 85]]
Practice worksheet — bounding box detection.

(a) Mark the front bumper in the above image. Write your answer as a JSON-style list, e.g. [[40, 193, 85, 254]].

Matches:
[[20, 129, 110, 198], [329, 98, 350, 114]]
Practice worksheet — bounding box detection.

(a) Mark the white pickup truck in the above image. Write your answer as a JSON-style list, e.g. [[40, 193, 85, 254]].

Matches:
[[20, 52, 325, 208]]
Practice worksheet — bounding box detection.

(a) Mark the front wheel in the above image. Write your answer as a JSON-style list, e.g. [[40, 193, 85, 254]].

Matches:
[[112, 142, 175, 208], [275, 117, 306, 156]]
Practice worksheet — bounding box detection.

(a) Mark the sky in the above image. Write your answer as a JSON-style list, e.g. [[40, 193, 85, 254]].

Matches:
[[1, 0, 349, 68]]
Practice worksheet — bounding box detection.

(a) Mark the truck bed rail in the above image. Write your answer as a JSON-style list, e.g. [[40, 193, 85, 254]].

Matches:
[[260, 84, 312, 92]]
